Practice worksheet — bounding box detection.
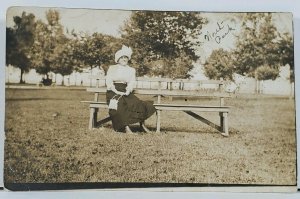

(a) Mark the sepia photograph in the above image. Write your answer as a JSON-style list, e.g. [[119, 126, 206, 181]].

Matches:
[[4, 6, 296, 191]]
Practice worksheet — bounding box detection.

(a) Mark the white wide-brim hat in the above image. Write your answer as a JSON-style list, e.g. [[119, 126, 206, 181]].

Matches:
[[115, 45, 133, 63]]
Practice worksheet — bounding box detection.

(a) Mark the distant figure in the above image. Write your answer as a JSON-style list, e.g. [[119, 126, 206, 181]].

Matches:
[[106, 45, 156, 133], [42, 77, 52, 86]]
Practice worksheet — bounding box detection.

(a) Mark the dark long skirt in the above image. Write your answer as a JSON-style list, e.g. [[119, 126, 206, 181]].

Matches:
[[106, 83, 156, 131]]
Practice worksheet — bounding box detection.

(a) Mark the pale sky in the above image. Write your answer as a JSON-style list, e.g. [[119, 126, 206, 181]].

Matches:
[[6, 7, 293, 59], [6, 6, 132, 37]]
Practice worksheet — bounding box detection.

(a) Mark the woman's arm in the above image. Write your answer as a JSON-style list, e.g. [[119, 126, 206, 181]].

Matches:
[[125, 68, 136, 95], [106, 66, 115, 91]]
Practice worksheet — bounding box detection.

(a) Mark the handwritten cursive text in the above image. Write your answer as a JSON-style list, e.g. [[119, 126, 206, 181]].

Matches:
[[204, 21, 236, 44]]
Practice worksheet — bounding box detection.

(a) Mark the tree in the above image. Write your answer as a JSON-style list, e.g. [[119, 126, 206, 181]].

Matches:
[[255, 65, 279, 81], [51, 39, 76, 85], [232, 13, 282, 80], [121, 11, 207, 78], [6, 12, 36, 83], [71, 32, 121, 86], [29, 9, 68, 80], [278, 32, 294, 82], [72, 32, 121, 72], [203, 49, 234, 80]]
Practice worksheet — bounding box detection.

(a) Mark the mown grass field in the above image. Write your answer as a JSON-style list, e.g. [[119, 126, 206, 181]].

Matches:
[[4, 88, 296, 185]]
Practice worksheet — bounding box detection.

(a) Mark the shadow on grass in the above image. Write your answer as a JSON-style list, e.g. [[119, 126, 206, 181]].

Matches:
[[99, 124, 227, 135]]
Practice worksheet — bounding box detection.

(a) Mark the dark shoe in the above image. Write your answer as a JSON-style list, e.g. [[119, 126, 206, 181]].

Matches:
[[115, 127, 125, 134]]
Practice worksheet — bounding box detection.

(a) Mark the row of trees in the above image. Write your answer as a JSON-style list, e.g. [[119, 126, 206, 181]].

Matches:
[[6, 10, 207, 84], [6, 10, 122, 84], [6, 10, 294, 84], [204, 13, 294, 82]]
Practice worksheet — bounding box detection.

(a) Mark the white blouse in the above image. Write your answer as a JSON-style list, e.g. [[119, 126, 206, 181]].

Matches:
[[106, 64, 136, 93]]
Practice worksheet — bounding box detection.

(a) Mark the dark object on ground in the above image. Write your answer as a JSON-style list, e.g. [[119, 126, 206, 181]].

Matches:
[[42, 78, 52, 86]]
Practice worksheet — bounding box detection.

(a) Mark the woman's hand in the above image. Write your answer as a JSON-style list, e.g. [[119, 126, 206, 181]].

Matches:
[[125, 90, 131, 96], [116, 91, 126, 96]]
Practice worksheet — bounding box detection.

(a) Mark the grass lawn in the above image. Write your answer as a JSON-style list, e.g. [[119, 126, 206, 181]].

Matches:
[[4, 88, 297, 185]]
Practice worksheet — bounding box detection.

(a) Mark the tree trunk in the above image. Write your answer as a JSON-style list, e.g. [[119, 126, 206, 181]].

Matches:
[[255, 78, 258, 94], [19, 69, 25, 84], [255, 78, 262, 94], [90, 66, 93, 87], [62, 75, 65, 86], [290, 82, 294, 99], [53, 73, 56, 83]]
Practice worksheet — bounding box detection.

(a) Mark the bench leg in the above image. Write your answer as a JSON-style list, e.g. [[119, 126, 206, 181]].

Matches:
[[89, 107, 98, 130], [93, 108, 98, 127], [89, 108, 94, 130], [221, 112, 229, 137], [219, 112, 224, 130], [156, 110, 161, 133]]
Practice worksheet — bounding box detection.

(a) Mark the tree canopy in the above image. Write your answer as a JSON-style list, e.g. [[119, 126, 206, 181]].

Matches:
[[72, 32, 121, 72], [278, 32, 294, 82], [232, 13, 289, 80], [203, 49, 234, 80], [29, 10, 69, 79], [6, 12, 36, 83], [121, 11, 207, 78]]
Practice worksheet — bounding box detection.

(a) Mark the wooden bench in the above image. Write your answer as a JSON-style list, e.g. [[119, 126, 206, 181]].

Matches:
[[82, 76, 231, 136]]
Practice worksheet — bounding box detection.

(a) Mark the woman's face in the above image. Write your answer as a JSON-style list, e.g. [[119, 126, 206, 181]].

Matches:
[[118, 56, 129, 66]]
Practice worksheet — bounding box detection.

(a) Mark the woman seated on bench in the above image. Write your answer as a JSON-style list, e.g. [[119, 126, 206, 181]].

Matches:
[[106, 45, 156, 134]]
